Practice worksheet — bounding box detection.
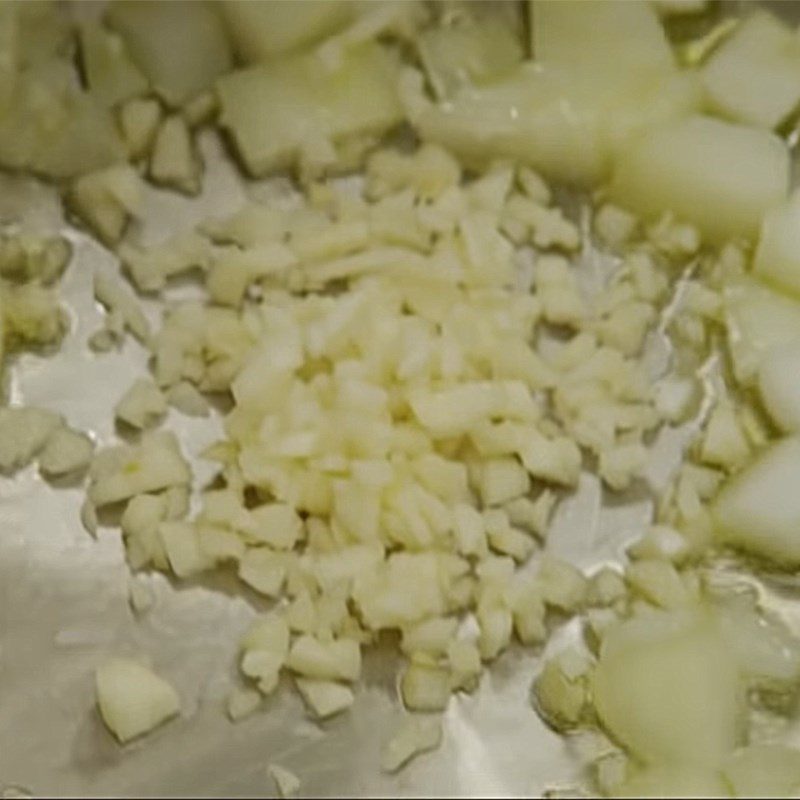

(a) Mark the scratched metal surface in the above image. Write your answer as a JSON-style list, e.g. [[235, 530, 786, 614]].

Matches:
[[1, 2, 798, 797]]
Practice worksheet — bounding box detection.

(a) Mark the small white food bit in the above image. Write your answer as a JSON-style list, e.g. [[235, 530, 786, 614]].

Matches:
[[625, 559, 690, 610], [586, 567, 627, 608], [627, 252, 667, 303], [292, 219, 370, 264], [683, 282, 721, 320], [69, 164, 143, 245], [206, 259, 251, 308], [508, 583, 547, 646], [528, 204, 580, 251], [535, 255, 586, 328], [285, 635, 361, 683], [227, 686, 261, 722], [238, 548, 287, 597], [149, 115, 201, 195], [654, 375, 700, 424], [197, 524, 245, 563], [400, 663, 450, 712], [367, 143, 461, 201], [518, 431, 582, 487], [166, 381, 209, 417], [245, 503, 303, 550], [164, 485, 190, 520], [115, 378, 168, 430], [38, 426, 94, 477], [118, 96, 162, 160], [95, 658, 180, 743], [93, 272, 151, 344], [698, 401, 751, 472], [241, 615, 290, 659], [120, 501, 168, 571], [120, 231, 212, 293], [595, 301, 655, 357], [295, 678, 354, 719], [447, 639, 482, 692], [504, 492, 556, 539], [477, 599, 513, 660], [584, 608, 620, 656], [183, 90, 217, 128], [452, 503, 488, 558], [594, 204, 638, 249], [267, 763, 301, 798], [646, 214, 700, 258], [627, 525, 690, 564], [160, 521, 212, 578], [517, 166, 552, 206], [0, 233, 71, 285], [533, 651, 592, 730], [381, 716, 443, 773], [537, 557, 588, 614], [593, 751, 629, 797], [369, 189, 429, 251], [467, 165, 514, 215], [240, 650, 283, 696], [598, 442, 647, 492], [478, 457, 530, 507], [78, 20, 148, 108], [484, 510, 535, 563], [401, 617, 458, 659], [0, 407, 62, 473]]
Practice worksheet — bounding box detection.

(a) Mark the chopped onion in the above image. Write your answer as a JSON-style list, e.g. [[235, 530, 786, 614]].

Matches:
[[757, 342, 800, 433], [294, 678, 354, 719], [0, 407, 62, 473], [400, 663, 450, 712], [115, 378, 167, 430], [88, 432, 191, 507], [95, 657, 180, 743], [149, 115, 201, 196], [591, 607, 740, 767], [38, 426, 94, 477], [702, 11, 800, 130], [105, 1, 232, 107], [267, 763, 301, 799], [714, 436, 800, 565], [610, 114, 789, 242]]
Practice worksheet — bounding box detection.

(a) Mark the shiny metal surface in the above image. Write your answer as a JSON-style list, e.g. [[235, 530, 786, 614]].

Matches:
[[1, 3, 799, 795]]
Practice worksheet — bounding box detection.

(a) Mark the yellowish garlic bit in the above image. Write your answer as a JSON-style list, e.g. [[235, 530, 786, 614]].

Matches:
[[95, 657, 180, 743], [114, 378, 167, 430], [68, 164, 143, 246], [118, 96, 162, 161], [149, 114, 201, 195]]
